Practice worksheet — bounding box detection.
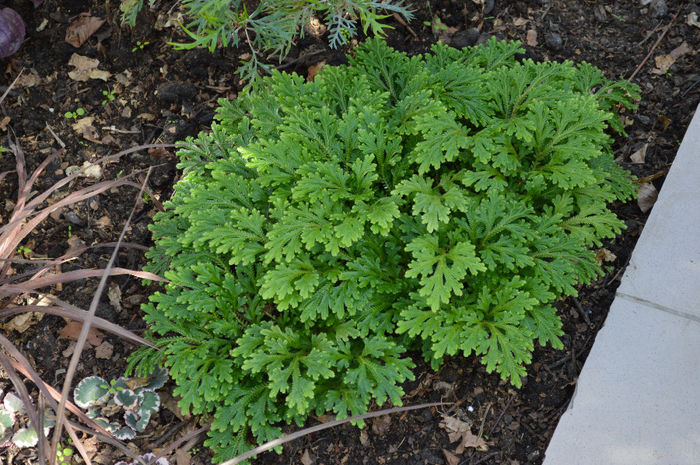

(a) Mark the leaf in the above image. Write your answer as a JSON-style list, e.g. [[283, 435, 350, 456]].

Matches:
[[0, 409, 14, 435], [73, 377, 110, 408], [12, 427, 38, 448], [630, 143, 647, 164], [113, 426, 136, 440], [65, 15, 105, 48], [3, 392, 25, 414], [443, 449, 461, 465], [526, 29, 537, 46], [59, 321, 104, 347], [652, 42, 691, 74], [637, 182, 658, 213]]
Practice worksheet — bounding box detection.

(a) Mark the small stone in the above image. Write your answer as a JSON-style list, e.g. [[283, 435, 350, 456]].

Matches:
[[155, 81, 197, 103], [483, 0, 495, 15], [649, 0, 668, 18], [545, 32, 563, 50], [65, 211, 82, 225], [451, 28, 480, 48]]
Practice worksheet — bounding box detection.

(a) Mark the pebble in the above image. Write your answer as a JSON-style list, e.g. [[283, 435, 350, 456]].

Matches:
[[65, 211, 82, 225], [483, 0, 495, 15], [649, 0, 668, 18], [451, 28, 480, 48], [155, 81, 197, 103], [545, 32, 563, 51]]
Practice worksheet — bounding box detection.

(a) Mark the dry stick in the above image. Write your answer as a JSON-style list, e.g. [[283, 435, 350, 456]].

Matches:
[[222, 402, 449, 465], [486, 394, 514, 439], [50, 169, 153, 465], [469, 451, 499, 465], [627, 8, 681, 82], [147, 426, 209, 465], [0, 68, 22, 104]]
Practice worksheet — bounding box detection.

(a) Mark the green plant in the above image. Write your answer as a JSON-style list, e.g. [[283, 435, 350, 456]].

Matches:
[[16, 245, 32, 256], [102, 88, 116, 105], [72, 369, 167, 440], [116, 453, 169, 465], [64, 108, 85, 119], [131, 40, 150, 52], [129, 38, 639, 462], [0, 391, 54, 448], [56, 444, 74, 465], [119, 0, 413, 82]]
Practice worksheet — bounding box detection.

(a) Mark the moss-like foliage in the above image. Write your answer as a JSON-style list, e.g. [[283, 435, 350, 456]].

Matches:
[[128, 38, 639, 462]]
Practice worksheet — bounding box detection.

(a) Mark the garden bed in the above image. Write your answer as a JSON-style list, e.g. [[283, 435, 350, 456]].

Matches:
[[1, 1, 698, 464]]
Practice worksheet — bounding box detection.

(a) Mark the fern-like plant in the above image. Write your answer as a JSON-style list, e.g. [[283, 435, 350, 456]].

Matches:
[[128, 38, 639, 462]]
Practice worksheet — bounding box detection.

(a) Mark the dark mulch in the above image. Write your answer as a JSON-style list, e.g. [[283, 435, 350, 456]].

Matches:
[[1, 0, 698, 464]]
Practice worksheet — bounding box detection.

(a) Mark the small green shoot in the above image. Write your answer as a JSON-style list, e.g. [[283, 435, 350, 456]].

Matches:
[[64, 108, 85, 120], [132, 40, 150, 52], [102, 88, 116, 105], [16, 245, 32, 257]]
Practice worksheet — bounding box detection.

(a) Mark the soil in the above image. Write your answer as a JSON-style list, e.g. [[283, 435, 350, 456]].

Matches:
[[0, 0, 698, 464]]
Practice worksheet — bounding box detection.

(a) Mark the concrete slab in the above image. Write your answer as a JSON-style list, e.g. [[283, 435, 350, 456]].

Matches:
[[617, 107, 700, 321], [542, 298, 700, 465]]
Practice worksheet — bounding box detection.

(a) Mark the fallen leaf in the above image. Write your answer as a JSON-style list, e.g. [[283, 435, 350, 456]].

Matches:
[[513, 17, 528, 27], [80, 161, 103, 179], [652, 42, 691, 74], [15, 68, 41, 87], [526, 29, 537, 46], [687, 11, 699, 28], [306, 16, 326, 36], [67, 53, 111, 81], [0, 116, 10, 131], [371, 415, 392, 436], [175, 449, 191, 465], [442, 449, 460, 465], [637, 182, 658, 213], [307, 60, 326, 82], [657, 114, 671, 131], [595, 248, 617, 265], [94, 341, 113, 359], [96, 215, 112, 229], [71, 116, 94, 133], [65, 15, 104, 48], [58, 321, 104, 347], [107, 283, 122, 311], [1, 312, 44, 333], [460, 429, 488, 451], [440, 415, 471, 443], [630, 143, 648, 164], [300, 449, 314, 465], [359, 429, 369, 446], [137, 113, 156, 121]]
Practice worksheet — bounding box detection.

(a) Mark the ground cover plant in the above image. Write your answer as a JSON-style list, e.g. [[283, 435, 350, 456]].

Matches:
[[128, 37, 640, 462], [120, 0, 414, 81]]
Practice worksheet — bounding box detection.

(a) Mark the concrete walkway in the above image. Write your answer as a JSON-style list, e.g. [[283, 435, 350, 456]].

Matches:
[[543, 105, 700, 465]]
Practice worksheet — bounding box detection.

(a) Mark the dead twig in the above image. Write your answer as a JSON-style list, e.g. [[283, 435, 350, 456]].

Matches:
[[627, 8, 681, 81], [573, 299, 591, 325], [486, 394, 514, 438]]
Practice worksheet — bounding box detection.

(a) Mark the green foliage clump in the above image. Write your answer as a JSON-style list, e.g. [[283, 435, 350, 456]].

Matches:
[[129, 38, 639, 462], [119, 0, 413, 81]]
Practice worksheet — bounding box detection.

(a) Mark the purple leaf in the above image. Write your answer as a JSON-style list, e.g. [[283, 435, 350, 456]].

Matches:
[[0, 8, 25, 59]]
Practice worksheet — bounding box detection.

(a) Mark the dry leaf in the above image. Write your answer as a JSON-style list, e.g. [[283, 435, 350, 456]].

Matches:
[[175, 449, 191, 465], [1, 312, 45, 333], [658, 115, 671, 131], [94, 341, 114, 359], [67, 53, 111, 81], [300, 450, 314, 465], [96, 215, 112, 229], [371, 415, 392, 436], [637, 182, 658, 213], [307, 60, 326, 82], [15, 68, 41, 87], [460, 429, 488, 451], [513, 17, 528, 27], [71, 116, 94, 133], [359, 429, 369, 446], [65, 15, 105, 48], [440, 415, 471, 443], [526, 29, 537, 46], [687, 12, 699, 28], [58, 321, 104, 347], [652, 42, 691, 74], [442, 449, 461, 465], [630, 143, 648, 164], [306, 16, 327, 36], [595, 248, 617, 265], [137, 113, 156, 121], [107, 283, 122, 311], [0, 116, 10, 131]]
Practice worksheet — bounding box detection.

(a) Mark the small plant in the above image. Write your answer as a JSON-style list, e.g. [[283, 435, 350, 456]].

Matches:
[[119, 0, 414, 82], [56, 444, 74, 465], [131, 40, 150, 52], [129, 38, 639, 462], [16, 245, 32, 257], [73, 368, 167, 440], [64, 108, 85, 120], [0, 391, 54, 449], [102, 88, 116, 105]]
